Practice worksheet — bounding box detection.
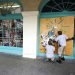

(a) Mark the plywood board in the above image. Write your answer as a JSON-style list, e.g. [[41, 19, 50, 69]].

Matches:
[[40, 16, 74, 56]]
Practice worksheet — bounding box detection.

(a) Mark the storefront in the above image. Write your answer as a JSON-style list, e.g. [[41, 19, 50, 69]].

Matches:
[[0, 0, 23, 55], [0, 14, 23, 55]]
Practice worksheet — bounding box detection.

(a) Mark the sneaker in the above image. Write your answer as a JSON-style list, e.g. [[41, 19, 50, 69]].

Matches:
[[46, 59, 51, 62], [56, 60, 62, 64], [61, 57, 65, 61], [51, 61, 56, 64], [48, 59, 51, 62]]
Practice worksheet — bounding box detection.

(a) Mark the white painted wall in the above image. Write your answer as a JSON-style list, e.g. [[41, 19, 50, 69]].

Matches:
[[22, 11, 39, 59]]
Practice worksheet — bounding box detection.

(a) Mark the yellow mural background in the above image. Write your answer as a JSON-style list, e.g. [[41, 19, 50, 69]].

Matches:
[[40, 16, 74, 56]]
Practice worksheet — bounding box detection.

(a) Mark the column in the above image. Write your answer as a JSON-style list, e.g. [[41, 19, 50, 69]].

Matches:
[[22, 11, 39, 59]]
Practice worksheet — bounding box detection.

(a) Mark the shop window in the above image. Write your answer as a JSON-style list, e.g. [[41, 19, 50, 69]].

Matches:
[[0, 19, 23, 47]]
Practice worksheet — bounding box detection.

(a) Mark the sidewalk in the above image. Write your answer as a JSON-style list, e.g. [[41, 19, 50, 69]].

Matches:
[[0, 53, 75, 75]]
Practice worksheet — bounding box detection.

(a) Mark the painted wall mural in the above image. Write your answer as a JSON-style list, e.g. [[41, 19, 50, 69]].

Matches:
[[40, 16, 74, 56]]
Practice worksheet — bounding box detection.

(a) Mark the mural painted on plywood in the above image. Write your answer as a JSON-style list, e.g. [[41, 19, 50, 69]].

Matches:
[[40, 16, 74, 56]]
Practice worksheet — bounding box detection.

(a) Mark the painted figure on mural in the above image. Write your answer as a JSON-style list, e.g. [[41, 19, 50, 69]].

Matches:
[[41, 33, 49, 47], [48, 26, 58, 40], [41, 26, 58, 49]]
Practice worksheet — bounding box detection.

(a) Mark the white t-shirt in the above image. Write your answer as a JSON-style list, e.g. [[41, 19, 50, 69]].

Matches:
[[55, 34, 68, 46], [45, 45, 55, 58]]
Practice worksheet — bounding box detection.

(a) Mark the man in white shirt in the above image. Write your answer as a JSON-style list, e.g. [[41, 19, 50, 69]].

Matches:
[[55, 31, 70, 63]]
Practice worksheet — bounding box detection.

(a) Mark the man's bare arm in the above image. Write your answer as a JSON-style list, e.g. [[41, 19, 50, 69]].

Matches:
[[66, 37, 74, 41]]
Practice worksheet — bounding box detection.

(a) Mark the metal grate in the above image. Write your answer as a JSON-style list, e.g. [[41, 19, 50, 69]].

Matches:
[[42, 0, 75, 12]]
